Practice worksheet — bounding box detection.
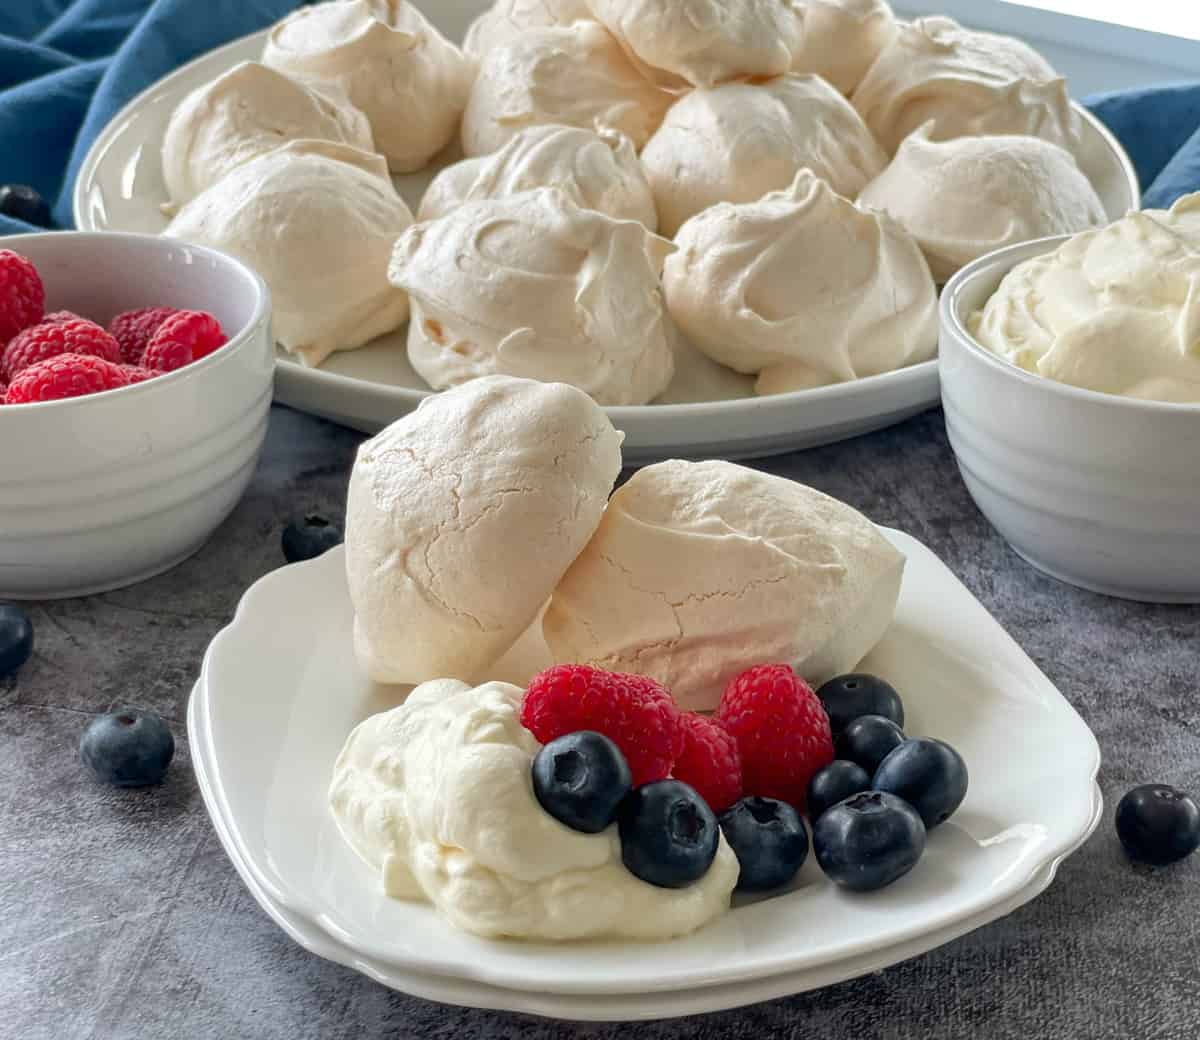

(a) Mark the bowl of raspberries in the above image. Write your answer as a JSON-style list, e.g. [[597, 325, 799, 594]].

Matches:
[[0, 232, 273, 598]]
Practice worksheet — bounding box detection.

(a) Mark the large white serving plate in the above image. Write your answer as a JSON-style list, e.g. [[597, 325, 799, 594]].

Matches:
[[189, 532, 1102, 1005], [74, 2, 1139, 462]]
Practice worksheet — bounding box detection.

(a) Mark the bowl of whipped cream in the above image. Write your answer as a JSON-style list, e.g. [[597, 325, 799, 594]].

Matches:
[[939, 194, 1200, 603]]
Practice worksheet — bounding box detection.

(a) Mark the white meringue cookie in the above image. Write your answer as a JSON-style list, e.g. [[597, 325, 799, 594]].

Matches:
[[790, 0, 897, 95], [164, 140, 412, 368], [641, 74, 887, 238], [389, 188, 676, 405], [463, 0, 594, 59], [663, 170, 937, 394], [544, 459, 906, 711], [160, 60, 373, 212], [584, 0, 804, 89], [851, 16, 1080, 155], [262, 0, 475, 173], [345, 375, 623, 686], [419, 124, 656, 229], [859, 126, 1107, 283], [460, 22, 674, 157]]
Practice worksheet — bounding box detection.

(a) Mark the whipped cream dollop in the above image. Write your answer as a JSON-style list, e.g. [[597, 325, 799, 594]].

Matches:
[[160, 60, 373, 212], [859, 125, 1106, 283], [330, 678, 739, 940], [584, 0, 803, 89], [663, 171, 937, 394], [418, 124, 657, 230], [640, 74, 887, 237], [851, 16, 1080, 156], [790, 0, 897, 95], [970, 194, 1200, 403], [544, 459, 906, 711], [164, 140, 412, 367], [389, 188, 676, 405], [464, 0, 593, 59], [461, 21, 674, 157], [346, 375, 623, 685], [262, 0, 475, 172]]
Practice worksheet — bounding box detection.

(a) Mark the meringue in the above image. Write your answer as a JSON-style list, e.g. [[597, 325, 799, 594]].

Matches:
[[163, 140, 412, 367], [790, 0, 897, 95], [851, 16, 1080, 156], [859, 126, 1107, 283], [345, 375, 623, 686], [330, 678, 739, 939], [262, 0, 475, 173], [640, 74, 887, 237], [460, 22, 674, 157], [389, 188, 676, 405], [463, 0, 593, 59], [418, 124, 657, 229], [160, 60, 373, 212], [970, 194, 1200, 403], [663, 171, 937, 394], [544, 459, 906, 711], [584, 0, 803, 89]]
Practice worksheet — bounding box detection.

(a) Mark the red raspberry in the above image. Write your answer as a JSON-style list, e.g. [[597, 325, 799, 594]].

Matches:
[[108, 306, 178, 364], [522, 665, 683, 787], [672, 712, 743, 813], [143, 309, 226, 372], [42, 310, 83, 324], [1, 318, 122, 382], [716, 664, 834, 810], [0, 249, 45, 344], [6, 353, 129, 404], [121, 366, 159, 385]]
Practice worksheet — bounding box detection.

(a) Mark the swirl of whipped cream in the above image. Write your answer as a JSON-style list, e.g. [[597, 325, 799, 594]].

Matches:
[[389, 188, 676, 405], [160, 60, 373, 212], [662, 170, 937, 395], [850, 16, 1080, 155], [970, 195, 1200, 403], [860, 125, 1106, 283], [262, 0, 475, 173], [463, 0, 593, 59], [790, 0, 897, 95], [584, 0, 804, 89], [419, 124, 656, 229], [330, 678, 739, 939], [164, 140, 412, 368], [460, 21, 674, 157], [641, 74, 887, 238]]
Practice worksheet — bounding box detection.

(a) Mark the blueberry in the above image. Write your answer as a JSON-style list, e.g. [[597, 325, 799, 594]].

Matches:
[[807, 760, 871, 821], [813, 791, 926, 891], [0, 184, 51, 228], [80, 709, 175, 787], [282, 513, 343, 563], [532, 731, 632, 833], [872, 738, 968, 829], [817, 673, 904, 734], [1116, 784, 1200, 867], [618, 779, 719, 888], [837, 714, 906, 774], [0, 603, 33, 678], [718, 796, 808, 892]]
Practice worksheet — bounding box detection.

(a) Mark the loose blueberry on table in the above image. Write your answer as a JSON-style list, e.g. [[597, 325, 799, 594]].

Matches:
[[813, 791, 927, 892], [837, 713, 906, 774], [532, 730, 632, 833], [806, 760, 872, 822], [719, 796, 809, 892], [1115, 784, 1200, 867], [0, 184, 50, 228], [618, 779, 719, 888], [80, 709, 175, 787], [872, 738, 969, 830], [816, 673, 905, 733], [282, 514, 344, 563], [0, 603, 34, 678]]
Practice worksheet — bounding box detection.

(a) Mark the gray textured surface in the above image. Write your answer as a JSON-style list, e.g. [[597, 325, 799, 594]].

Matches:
[[4, 404, 1199, 1040]]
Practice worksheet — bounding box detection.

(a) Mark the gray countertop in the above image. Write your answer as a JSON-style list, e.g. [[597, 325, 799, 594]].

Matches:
[[5, 404, 1199, 1040]]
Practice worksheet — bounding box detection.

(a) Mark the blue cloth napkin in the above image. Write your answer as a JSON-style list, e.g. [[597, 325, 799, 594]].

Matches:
[[1, 1, 1199, 235]]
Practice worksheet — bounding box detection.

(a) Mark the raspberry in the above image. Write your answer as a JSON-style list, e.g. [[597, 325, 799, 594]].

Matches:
[[121, 366, 159, 385], [0, 249, 45, 345], [521, 665, 683, 787], [672, 712, 743, 813], [6, 353, 128, 404], [108, 306, 178, 364], [42, 310, 83, 324], [716, 664, 834, 810], [1, 318, 121, 383], [143, 309, 226, 371]]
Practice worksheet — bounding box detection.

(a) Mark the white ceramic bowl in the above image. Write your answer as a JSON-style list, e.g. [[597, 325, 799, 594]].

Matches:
[[0, 232, 273, 599], [940, 236, 1200, 603]]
